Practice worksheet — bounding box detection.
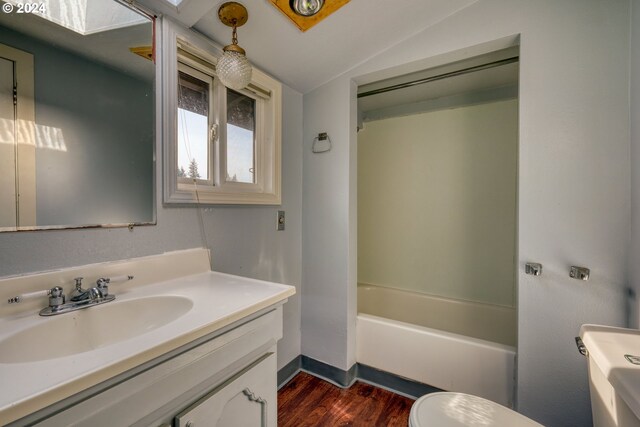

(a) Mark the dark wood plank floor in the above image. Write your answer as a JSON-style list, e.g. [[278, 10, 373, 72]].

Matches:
[[278, 371, 414, 427]]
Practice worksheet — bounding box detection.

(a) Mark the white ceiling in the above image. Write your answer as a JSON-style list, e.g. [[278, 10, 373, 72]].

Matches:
[[192, 0, 479, 94], [1, 0, 485, 94]]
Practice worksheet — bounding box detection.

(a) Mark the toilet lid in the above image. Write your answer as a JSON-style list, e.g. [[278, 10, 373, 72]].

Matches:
[[410, 392, 543, 427]]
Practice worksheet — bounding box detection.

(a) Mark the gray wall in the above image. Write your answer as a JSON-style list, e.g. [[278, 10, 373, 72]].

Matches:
[[631, 0, 640, 329], [302, 1, 630, 426], [0, 26, 154, 226], [202, 85, 303, 369], [358, 100, 518, 307], [302, 79, 356, 371], [0, 43, 304, 371]]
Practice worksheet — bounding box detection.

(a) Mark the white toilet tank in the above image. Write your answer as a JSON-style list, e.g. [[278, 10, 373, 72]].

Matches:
[[580, 325, 640, 427]]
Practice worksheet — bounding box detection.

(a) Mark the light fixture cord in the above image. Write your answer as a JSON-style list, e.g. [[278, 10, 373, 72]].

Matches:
[[231, 22, 238, 45]]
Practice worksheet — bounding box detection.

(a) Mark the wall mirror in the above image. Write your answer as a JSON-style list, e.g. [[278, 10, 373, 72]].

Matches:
[[0, 0, 155, 232]]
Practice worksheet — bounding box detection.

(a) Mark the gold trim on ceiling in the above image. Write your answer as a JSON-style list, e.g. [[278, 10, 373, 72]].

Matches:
[[129, 46, 153, 61], [268, 0, 351, 32]]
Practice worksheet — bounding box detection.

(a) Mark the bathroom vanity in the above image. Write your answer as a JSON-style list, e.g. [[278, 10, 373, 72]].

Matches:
[[0, 249, 295, 426]]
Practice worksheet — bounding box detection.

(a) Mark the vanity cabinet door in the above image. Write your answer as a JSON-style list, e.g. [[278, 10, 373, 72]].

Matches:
[[174, 352, 276, 427]]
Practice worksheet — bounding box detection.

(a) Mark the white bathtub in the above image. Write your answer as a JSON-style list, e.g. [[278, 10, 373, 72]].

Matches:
[[357, 284, 516, 406]]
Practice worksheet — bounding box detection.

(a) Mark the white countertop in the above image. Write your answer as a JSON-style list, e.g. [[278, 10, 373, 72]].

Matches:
[[580, 324, 640, 420], [0, 270, 295, 425]]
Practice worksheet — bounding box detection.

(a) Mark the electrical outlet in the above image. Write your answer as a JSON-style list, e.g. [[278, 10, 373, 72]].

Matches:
[[277, 210, 285, 231]]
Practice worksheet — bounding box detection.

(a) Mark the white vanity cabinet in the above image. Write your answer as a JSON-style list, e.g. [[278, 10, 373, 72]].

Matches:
[[0, 249, 295, 426], [33, 307, 282, 427], [174, 352, 276, 427]]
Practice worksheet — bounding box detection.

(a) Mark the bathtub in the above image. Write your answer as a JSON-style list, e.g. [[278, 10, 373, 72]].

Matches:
[[357, 284, 517, 406]]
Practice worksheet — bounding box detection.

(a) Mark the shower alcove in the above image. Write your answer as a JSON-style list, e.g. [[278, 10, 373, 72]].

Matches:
[[356, 46, 520, 406]]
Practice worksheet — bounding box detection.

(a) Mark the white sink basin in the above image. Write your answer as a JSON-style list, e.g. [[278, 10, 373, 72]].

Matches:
[[0, 295, 193, 363]]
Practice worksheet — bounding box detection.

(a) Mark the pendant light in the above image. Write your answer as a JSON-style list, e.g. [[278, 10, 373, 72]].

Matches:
[[217, 2, 252, 90]]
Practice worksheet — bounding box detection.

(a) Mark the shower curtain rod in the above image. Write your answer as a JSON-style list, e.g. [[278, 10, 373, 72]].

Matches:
[[357, 56, 519, 99]]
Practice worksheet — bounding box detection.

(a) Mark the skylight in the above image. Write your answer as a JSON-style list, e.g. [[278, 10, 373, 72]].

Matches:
[[6, 0, 147, 35]]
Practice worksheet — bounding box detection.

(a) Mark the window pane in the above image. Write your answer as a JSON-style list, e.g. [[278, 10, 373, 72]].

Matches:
[[178, 70, 209, 180], [226, 89, 255, 184]]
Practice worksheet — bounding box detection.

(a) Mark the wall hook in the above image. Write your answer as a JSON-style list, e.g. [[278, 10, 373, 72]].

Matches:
[[525, 262, 542, 276], [570, 266, 590, 281]]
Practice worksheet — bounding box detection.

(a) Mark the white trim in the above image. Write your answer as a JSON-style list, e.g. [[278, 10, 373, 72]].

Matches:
[[176, 62, 214, 185], [163, 18, 282, 205], [136, 0, 216, 27]]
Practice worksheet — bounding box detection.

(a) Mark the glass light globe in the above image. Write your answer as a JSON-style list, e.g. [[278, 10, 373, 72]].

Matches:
[[217, 50, 252, 90]]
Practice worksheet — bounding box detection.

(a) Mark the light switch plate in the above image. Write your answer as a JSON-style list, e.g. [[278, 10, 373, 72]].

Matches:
[[277, 210, 285, 231]]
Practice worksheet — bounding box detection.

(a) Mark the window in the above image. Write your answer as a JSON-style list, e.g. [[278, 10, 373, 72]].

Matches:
[[177, 64, 212, 183], [226, 89, 256, 184], [164, 35, 282, 205]]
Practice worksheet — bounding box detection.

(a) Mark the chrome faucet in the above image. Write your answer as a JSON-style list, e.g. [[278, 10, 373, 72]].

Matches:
[[69, 277, 105, 302], [8, 275, 133, 316]]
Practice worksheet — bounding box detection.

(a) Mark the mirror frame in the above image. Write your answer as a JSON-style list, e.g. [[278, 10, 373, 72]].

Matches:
[[0, 1, 158, 233]]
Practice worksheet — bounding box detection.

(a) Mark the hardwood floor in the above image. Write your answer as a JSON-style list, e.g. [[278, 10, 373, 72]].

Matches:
[[278, 371, 414, 427]]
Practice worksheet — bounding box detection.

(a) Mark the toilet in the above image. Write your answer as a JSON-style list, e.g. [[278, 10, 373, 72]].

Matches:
[[409, 392, 542, 427], [580, 324, 640, 427], [410, 324, 640, 427]]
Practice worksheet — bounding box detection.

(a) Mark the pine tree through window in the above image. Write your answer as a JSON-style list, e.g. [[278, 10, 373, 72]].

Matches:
[[177, 66, 211, 183]]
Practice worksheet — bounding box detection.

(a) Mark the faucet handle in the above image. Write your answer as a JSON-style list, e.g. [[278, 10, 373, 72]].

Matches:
[[96, 278, 109, 297], [8, 286, 65, 305], [48, 286, 65, 307], [105, 275, 134, 284], [96, 275, 133, 298]]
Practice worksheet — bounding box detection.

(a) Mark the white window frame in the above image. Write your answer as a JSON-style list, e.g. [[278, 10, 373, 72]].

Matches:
[[163, 20, 282, 205], [176, 61, 215, 187]]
